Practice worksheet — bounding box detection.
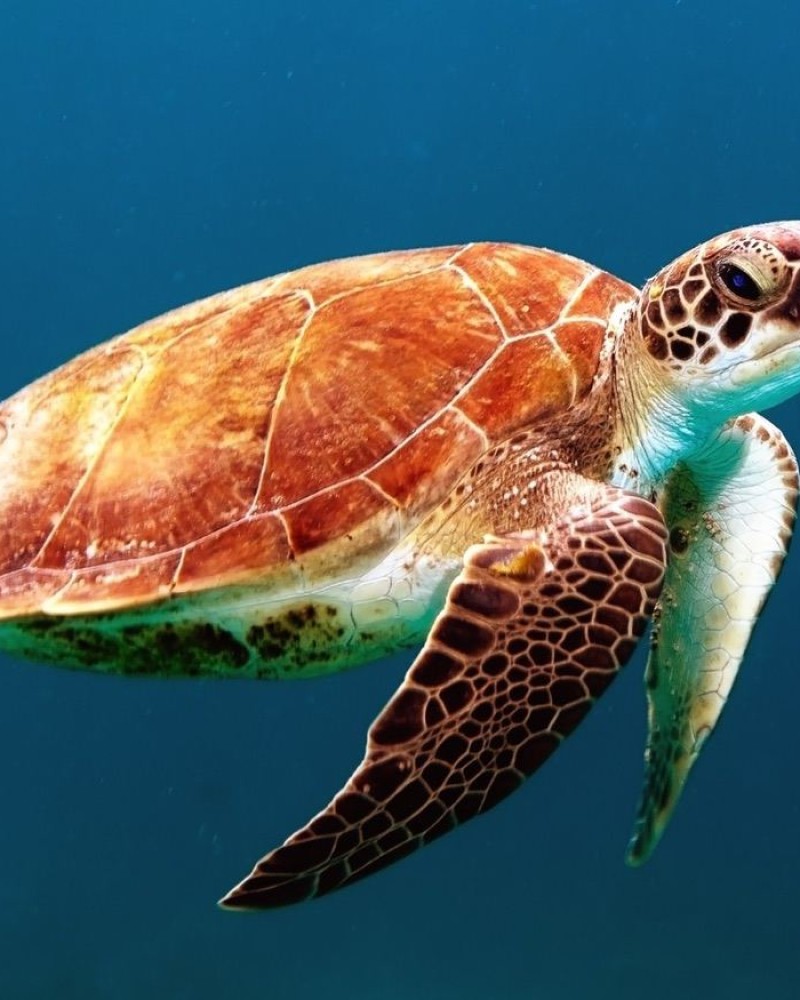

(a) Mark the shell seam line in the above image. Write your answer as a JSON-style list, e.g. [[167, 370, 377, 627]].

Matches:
[[447, 262, 511, 341], [29, 344, 151, 569], [248, 289, 317, 515]]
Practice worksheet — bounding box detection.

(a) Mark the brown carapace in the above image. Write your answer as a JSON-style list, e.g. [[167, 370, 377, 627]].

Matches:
[[3, 225, 800, 910], [0, 243, 631, 676]]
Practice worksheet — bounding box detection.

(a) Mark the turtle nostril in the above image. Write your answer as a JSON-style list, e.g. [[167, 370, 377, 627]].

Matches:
[[720, 313, 752, 347]]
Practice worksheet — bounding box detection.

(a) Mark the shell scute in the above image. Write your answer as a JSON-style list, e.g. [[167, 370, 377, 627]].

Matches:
[[36, 291, 309, 572], [0, 345, 145, 575], [177, 513, 292, 593], [0, 568, 71, 618], [458, 336, 576, 437], [554, 321, 607, 390], [256, 268, 502, 510], [51, 551, 182, 615], [280, 480, 392, 560], [368, 409, 486, 514], [454, 243, 591, 336], [566, 269, 633, 319]]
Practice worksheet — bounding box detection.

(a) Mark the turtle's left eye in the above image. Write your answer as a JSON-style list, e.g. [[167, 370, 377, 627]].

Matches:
[[718, 263, 761, 301], [712, 242, 788, 307]]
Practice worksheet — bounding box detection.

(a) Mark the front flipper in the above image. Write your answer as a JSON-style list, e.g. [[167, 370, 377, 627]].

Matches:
[[221, 485, 666, 909], [627, 414, 799, 864]]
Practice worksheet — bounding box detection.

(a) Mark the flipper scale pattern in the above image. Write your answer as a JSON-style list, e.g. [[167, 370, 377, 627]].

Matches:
[[221, 487, 667, 908]]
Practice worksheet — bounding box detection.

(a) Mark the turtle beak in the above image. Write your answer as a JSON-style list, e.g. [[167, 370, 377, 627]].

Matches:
[[728, 335, 800, 411]]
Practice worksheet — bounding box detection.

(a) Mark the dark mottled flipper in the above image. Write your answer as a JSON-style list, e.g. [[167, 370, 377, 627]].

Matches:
[[221, 487, 667, 909]]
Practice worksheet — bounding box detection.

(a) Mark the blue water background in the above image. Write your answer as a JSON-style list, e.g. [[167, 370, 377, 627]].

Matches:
[[2, 2, 799, 996]]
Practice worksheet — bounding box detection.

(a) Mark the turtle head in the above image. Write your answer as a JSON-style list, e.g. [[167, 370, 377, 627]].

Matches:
[[616, 222, 800, 485], [637, 222, 800, 415]]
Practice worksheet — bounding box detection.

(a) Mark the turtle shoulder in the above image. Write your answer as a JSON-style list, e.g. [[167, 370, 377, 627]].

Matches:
[[0, 243, 634, 621]]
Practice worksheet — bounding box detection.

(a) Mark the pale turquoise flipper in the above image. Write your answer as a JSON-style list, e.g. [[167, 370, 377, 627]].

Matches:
[[627, 413, 799, 863]]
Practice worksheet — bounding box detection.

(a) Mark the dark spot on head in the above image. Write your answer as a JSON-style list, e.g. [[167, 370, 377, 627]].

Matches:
[[695, 289, 723, 326], [670, 339, 695, 361], [698, 344, 719, 365], [646, 301, 665, 329], [644, 327, 669, 360], [675, 324, 697, 340], [661, 288, 686, 322], [779, 237, 800, 262], [738, 414, 755, 433], [682, 278, 706, 303], [720, 312, 752, 347]]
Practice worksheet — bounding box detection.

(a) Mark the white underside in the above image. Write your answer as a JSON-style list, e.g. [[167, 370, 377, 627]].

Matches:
[[197, 538, 460, 641]]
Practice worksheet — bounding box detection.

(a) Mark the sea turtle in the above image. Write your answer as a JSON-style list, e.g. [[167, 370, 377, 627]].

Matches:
[[2, 224, 800, 909]]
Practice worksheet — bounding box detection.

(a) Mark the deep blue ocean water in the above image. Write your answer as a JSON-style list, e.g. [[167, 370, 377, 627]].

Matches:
[[2, 1, 800, 997]]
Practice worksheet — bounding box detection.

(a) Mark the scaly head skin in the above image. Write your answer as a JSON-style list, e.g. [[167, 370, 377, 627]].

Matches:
[[614, 221, 800, 486]]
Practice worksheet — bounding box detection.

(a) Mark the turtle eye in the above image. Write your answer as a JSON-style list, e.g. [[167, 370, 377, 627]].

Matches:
[[718, 262, 761, 301], [712, 242, 788, 307]]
